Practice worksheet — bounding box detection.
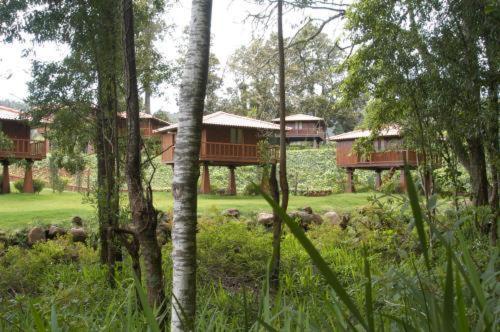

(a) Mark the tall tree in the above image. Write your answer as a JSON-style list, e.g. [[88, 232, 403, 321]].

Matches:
[[122, 0, 165, 310], [341, 0, 498, 213], [270, 0, 289, 292], [170, 0, 213, 330]]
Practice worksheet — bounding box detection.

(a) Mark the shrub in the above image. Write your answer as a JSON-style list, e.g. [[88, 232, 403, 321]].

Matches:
[[53, 176, 69, 193], [243, 182, 260, 196], [13, 179, 45, 194]]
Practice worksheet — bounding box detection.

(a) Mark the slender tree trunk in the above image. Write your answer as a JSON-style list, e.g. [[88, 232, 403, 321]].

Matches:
[[269, 163, 281, 290], [93, 0, 122, 285], [484, 26, 499, 244], [467, 137, 489, 207], [144, 88, 152, 114], [122, 0, 165, 310], [270, 0, 289, 292], [171, 1, 212, 330]]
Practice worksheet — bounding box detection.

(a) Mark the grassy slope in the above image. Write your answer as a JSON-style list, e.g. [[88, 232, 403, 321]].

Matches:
[[0, 189, 373, 230]]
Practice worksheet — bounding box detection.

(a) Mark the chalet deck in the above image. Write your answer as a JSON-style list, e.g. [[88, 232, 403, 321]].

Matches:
[[330, 127, 419, 192], [0, 139, 46, 160], [272, 114, 327, 146], [155, 111, 282, 194], [1, 106, 47, 194]]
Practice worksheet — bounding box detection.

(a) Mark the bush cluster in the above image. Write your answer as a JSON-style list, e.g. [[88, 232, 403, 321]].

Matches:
[[13, 178, 45, 194]]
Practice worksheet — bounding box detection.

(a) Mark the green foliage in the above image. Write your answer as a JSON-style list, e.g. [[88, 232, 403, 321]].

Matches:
[[0, 131, 13, 150], [13, 179, 45, 194], [52, 177, 69, 193]]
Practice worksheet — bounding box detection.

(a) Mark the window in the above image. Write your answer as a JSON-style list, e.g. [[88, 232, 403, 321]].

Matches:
[[230, 128, 244, 144], [295, 121, 303, 130]]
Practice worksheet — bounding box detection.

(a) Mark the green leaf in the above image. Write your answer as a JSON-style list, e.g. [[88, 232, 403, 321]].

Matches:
[[442, 248, 454, 331], [404, 167, 430, 270], [133, 274, 161, 332], [29, 302, 46, 332], [455, 267, 469, 332], [363, 248, 375, 332], [256, 183, 367, 330], [50, 305, 60, 332]]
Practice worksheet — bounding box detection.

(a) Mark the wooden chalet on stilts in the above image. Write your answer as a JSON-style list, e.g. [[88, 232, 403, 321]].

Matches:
[[272, 113, 327, 147], [117, 112, 170, 138], [329, 126, 418, 192], [154, 111, 283, 195], [0, 106, 47, 194]]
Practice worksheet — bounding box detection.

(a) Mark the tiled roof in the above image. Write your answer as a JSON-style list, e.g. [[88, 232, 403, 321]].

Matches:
[[154, 111, 286, 133], [272, 113, 324, 122], [118, 112, 170, 125], [0, 105, 27, 121], [329, 126, 401, 141]]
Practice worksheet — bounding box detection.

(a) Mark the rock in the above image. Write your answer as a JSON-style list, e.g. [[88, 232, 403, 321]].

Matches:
[[301, 206, 313, 214], [47, 225, 67, 239], [70, 227, 87, 243], [340, 214, 350, 229], [257, 212, 274, 227], [288, 211, 323, 230], [223, 208, 240, 218], [324, 211, 341, 226], [72, 216, 83, 227], [28, 226, 46, 245]]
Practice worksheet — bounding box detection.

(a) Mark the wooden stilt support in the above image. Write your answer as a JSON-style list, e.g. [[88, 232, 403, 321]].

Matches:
[[346, 168, 355, 193], [200, 163, 211, 194], [1, 161, 10, 194], [375, 169, 382, 190], [23, 159, 34, 193], [399, 169, 407, 192], [227, 166, 236, 195]]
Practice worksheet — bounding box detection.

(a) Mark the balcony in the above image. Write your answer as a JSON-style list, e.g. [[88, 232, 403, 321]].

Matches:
[[167, 141, 279, 165], [337, 149, 418, 169], [0, 139, 46, 160], [286, 128, 326, 138]]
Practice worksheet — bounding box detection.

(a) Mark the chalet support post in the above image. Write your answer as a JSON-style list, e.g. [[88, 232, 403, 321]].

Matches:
[[200, 163, 211, 194], [23, 159, 34, 193], [346, 168, 355, 193], [1, 161, 10, 194], [375, 169, 382, 190], [313, 138, 318, 149], [227, 166, 236, 195], [399, 168, 407, 192]]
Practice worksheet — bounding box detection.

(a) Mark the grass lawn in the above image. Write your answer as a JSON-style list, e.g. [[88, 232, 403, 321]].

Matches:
[[0, 189, 375, 230]]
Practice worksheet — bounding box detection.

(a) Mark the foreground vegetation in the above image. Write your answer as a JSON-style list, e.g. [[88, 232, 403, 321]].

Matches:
[[0, 186, 497, 330]]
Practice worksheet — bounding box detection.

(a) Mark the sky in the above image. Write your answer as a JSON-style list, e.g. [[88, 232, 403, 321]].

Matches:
[[0, 0, 346, 113]]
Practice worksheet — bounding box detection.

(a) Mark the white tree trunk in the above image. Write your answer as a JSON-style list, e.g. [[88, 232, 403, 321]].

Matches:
[[171, 1, 212, 331]]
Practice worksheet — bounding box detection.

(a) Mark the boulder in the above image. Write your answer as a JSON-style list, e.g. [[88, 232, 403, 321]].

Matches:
[[28, 226, 46, 245], [340, 214, 350, 229], [70, 227, 87, 243], [324, 211, 341, 226], [72, 216, 83, 227], [301, 206, 313, 214], [223, 208, 240, 218], [47, 225, 67, 239], [257, 212, 274, 227], [288, 211, 323, 230]]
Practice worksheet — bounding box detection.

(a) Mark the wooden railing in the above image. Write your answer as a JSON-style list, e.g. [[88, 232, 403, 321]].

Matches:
[[200, 141, 278, 163], [356, 150, 418, 166], [0, 139, 46, 160], [286, 128, 326, 138]]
